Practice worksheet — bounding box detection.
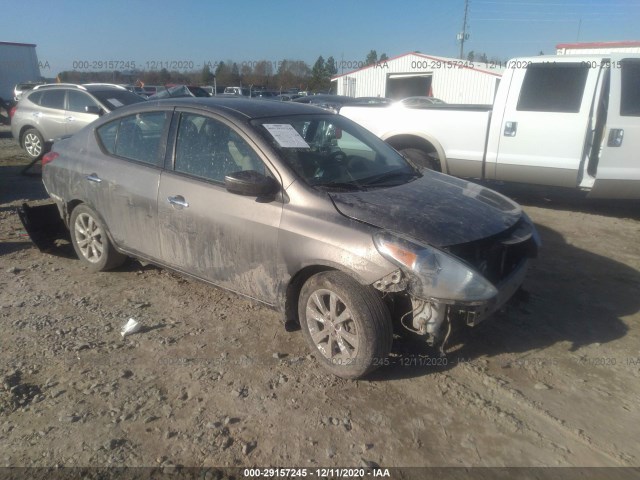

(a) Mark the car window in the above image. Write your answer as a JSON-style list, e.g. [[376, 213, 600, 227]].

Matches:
[[67, 90, 99, 113], [96, 111, 169, 165], [517, 63, 589, 113], [39, 90, 66, 110], [174, 113, 265, 182], [89, 89, 145, 110], [620, 59, 640, 116], [96, 120, 119, 154], [253, 114, 417, 188], [27, 91, 43, 105]]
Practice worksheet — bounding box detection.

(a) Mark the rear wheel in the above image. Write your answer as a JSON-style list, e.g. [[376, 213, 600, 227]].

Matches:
[[70, 204, 126, 272], [22, 128, 45, 160], [298, 271, 393, 379]]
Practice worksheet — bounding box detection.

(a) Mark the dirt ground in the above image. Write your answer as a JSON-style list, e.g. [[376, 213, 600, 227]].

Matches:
[[1, 125, 639, 474]]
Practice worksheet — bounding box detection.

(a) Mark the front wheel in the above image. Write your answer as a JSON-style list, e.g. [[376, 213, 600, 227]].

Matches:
[[298, 271, 393, 379], [70, 204, 126, 272], [22, 128, 46, 160]]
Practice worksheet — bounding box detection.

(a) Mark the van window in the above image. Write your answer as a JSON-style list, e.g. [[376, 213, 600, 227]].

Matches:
[[517, 63, 589, 113], [620, 59, 640, 117]]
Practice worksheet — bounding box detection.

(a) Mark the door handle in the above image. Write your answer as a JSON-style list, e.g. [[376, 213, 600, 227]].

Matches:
[[607, 128, 624, 147], [504, 121, 517, 137], [66, 116, 75, 122], [86, 173, 102, 183], [167, 195, 189, 208]]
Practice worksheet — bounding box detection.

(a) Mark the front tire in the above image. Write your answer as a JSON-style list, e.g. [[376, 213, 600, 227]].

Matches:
[[298, 271, 393, 379], [70, 204, 126, 272], [22, 128, 46, 160]]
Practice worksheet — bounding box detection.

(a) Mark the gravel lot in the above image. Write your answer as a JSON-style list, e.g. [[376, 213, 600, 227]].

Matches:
[[1, 125, 639, 474]]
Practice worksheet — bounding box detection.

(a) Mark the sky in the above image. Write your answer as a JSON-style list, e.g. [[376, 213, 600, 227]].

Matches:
[[3, 0, 640, 76]]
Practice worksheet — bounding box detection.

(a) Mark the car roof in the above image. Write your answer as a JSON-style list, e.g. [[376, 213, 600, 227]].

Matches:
[[141, 97, 331, 119]]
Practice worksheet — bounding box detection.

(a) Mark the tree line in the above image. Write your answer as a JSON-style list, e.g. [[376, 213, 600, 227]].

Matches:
[[57, 55, 342, 92]]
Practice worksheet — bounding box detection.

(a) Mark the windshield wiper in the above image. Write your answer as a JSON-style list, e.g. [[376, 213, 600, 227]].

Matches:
[[359, 169, 421, 186], [313, 180, 366, 191]]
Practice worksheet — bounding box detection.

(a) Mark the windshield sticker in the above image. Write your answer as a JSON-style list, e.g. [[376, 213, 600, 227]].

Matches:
[[263, 124, 309, 148], [108, 98, 124, 107]]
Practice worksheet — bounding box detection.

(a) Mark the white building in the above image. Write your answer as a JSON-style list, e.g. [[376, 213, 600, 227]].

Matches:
[[331, 52, 503, 104], [556, 41, 640, 55]]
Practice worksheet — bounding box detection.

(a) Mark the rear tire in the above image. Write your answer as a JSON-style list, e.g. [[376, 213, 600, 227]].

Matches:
[[22, 128, 46, 160], [70, 204, 126, 272], [298, 271, 393, 379]]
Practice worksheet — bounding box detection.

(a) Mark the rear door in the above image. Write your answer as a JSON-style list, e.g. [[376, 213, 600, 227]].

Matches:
[[589, 56, 640, 198], [87, 109, 171, 259], [492, 59, 600, 187], [36, 89, 67, 141], [64, 90, 101, 135], [157, 110, 283, 303]]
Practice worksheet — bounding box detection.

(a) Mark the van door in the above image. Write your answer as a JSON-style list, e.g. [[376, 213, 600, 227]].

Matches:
[[589, 57, 640, 199], [492, 59, 600, 187]]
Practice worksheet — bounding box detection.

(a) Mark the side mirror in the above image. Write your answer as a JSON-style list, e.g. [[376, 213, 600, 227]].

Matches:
[[224, 170, 279, 197], [85, 105, 102, 116]]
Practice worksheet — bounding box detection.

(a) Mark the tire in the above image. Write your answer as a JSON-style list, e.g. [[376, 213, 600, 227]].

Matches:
[[398, 146, 440, 171], [69, 204, 126, 272], [298, 271, 393, 379], [22, 128, 46, 160]]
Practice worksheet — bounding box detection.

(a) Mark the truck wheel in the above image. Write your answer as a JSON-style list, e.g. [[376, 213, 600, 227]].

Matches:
[[298, 271, 393, 379], [70, 204, 126, 272], [398, 147, 441, 172], [22, 128, 45, 160]]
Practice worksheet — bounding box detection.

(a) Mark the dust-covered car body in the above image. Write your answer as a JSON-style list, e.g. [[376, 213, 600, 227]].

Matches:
[[41, 97, 539, 378]]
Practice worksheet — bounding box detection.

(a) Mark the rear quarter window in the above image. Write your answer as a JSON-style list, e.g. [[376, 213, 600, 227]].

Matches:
[[517, 63, 589, 113], [96, 111, 169, 165]]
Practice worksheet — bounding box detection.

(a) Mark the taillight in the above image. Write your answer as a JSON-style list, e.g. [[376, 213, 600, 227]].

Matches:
[[9, 105, 17, 119], [42, 152, 59, 167]]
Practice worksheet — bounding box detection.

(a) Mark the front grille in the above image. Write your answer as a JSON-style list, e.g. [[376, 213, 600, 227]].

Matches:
[[446, 219, 536, 284]]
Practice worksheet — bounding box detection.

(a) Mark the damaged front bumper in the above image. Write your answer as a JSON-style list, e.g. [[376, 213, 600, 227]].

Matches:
[[372, 218, 538, 345]]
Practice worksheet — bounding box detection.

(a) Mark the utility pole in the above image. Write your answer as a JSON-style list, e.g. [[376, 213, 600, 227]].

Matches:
[[458, 0, 470, 59]]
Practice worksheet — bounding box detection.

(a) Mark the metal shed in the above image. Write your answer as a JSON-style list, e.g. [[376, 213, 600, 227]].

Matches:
[[0, 41, 41, 101], [331, 52, 503, 104]]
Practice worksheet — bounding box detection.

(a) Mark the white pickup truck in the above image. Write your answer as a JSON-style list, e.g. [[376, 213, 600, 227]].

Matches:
[[340, 54, 640, 199]]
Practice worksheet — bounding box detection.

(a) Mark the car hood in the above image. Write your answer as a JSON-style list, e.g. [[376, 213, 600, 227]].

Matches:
[[329, 172, 523, 247]]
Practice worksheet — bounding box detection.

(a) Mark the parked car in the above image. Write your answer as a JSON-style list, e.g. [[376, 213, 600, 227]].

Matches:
[[292, 94, 360, 113], [37, 97, 539, 379], [11, 83, 145, 160], [396, 96, 446, 107], [223, 86, 250, 96], [276, 93, 301, 101], [13, 81, 45, 102], [147, 85, 211, 99], [341, 54, 640, 199]]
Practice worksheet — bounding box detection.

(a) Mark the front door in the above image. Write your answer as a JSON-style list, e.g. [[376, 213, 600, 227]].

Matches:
[[590, 56, 640, 199], [157, 111, 283, 303], [491, 59, 600, 187]]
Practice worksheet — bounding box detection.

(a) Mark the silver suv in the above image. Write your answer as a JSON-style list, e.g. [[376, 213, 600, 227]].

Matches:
[[11, 83, 145, 160]]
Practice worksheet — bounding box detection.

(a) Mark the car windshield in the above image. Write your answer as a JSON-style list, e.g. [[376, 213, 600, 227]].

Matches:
[[252, 114, 420, 190], [91, 90, 146, 110]]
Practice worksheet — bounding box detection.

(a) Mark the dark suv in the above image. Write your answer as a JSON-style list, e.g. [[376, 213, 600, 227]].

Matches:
[[11, 83, 145, 160]]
